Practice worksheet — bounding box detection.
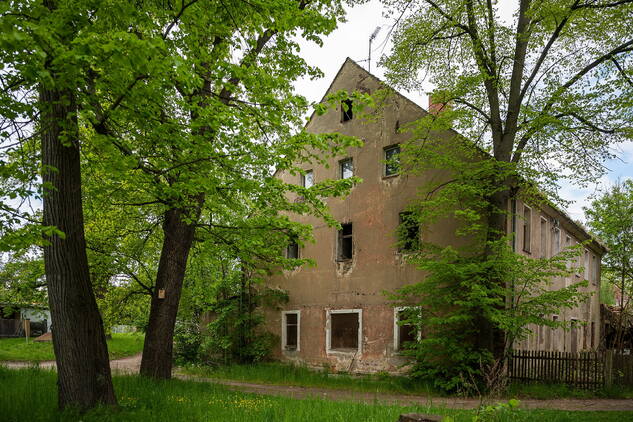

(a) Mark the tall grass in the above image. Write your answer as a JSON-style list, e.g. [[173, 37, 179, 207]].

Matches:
[[179, 362, 437, 396], [0, 367, 629, 422], [0, 333, 144, 362]]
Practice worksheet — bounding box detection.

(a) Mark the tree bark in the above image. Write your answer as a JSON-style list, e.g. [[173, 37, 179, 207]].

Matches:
[[139, 203, 201, 379], [40, 86, 117, 410]]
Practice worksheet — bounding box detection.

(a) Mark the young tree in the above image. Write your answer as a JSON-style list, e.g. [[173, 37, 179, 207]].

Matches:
[[382, 0, 633, 358], [585, 180, 633, 352]]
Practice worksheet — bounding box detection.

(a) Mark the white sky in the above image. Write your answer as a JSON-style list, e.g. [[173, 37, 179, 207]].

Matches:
[[294, 0, 633, 222]]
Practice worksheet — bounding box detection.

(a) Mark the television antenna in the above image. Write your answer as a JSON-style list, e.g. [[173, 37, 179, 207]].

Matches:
[[368, 26, 381, 73]]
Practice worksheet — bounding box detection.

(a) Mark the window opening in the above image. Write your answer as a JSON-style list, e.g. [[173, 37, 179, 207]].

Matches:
[[282, 311, 299, 351], [341, 99, 353, 122], [398, 211, 419, 252], [286, 241, 299, 259], [330, 311, 359, 351], [395, 309, 417, 351], [522, 205, 531, 253], [340, 158, 353, 179], [540, 217, 548, 258], [384, 145, 400, 176], [302, 170, 314, 188], [338, 223, 353, 260]]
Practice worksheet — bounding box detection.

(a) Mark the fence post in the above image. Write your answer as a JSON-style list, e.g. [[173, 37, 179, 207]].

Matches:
[[605, 349, 614, 388]]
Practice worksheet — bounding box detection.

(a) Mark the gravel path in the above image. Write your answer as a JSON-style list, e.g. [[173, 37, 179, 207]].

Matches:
[[3, 357, 632, 411]]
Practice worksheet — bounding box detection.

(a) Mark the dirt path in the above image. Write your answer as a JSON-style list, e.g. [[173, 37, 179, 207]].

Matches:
[[175, 375, 633, 412], [3, 358, 632, 411]]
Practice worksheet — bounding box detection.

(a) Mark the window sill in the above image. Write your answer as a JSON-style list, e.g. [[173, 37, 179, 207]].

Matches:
[[382, 174, 399, 180], [327, 348, 360, 356], [336, 258, 352, 263]]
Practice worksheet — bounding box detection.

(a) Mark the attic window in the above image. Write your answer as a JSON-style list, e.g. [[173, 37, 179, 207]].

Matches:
[[337, 223, 353, 261], [341, 99, 353, 122]]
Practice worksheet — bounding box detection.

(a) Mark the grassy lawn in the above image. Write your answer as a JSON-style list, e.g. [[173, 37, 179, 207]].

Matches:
[[179, 362, 633, 400], [0, 333, 144, 362], [0, 367, 629, 422], [178, 362, 437, 396]]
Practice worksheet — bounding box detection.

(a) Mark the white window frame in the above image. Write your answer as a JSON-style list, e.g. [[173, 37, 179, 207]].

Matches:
[[281, 310, 301, 352], [393, 306, 421, 352], [326, 308, 362, 355]]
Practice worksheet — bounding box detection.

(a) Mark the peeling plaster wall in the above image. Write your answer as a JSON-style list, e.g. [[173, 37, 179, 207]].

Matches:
[[264, 59, 604, 373]]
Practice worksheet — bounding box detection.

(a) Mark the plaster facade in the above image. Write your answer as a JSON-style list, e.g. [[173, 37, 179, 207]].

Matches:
[[263, 59, 605, 373]]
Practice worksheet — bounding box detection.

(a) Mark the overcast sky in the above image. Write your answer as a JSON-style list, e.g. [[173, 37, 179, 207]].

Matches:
[[294, 0, 633, 222]]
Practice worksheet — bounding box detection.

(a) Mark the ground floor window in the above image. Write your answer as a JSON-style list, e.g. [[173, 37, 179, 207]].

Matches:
[[393, 307, 418, 352], [327, 309, 362, 353], [282, 311, 300, 351]]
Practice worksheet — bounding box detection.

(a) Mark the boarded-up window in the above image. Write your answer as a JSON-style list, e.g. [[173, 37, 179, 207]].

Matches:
[[522, 205, 531, 253], [284, 312, 299, 350], [330, 312, 359, 350], [338, 223, 353, 260]]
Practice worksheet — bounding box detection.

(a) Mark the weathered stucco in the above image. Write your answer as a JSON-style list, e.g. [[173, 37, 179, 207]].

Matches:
[[263, 58, 605, 373]]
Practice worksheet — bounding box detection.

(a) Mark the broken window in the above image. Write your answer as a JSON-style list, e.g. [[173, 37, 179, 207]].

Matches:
[[338, 223, 353, 260], [395, 309, 417, 351], [398, 211, 419, 252], [339, 158, 353, 179], [522, 205, 531, 253], [329, 311, 359, 351], [341, 99, 353, 122], [302, 170, 314, 188], [286, 241, 299, 259], [283, 311, 299, 351], [384, 145, 400, 176]]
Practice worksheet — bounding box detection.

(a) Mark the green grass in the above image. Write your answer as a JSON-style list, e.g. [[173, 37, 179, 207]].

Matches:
[[179, 362, 633, 400], [178, 362, 438, 396], [0, 367, 629, 422], [0, 333, 144, 362]]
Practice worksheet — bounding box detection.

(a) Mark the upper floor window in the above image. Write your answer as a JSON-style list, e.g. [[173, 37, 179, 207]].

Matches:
[[341, 99, 353, 122], [340, 158, 353, 179], [302, 170, 314, 188], [398, 211, 419, 252], [337, 223, 353, 261], [522, 205, 532, 253], [552, 226, 560, 255], [286, 241, 299, 259], [540, 217, 548, 258], [384, 145, 400, 176]]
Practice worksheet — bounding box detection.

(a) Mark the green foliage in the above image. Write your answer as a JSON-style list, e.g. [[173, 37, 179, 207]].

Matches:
[[389, 131, 588, 393]]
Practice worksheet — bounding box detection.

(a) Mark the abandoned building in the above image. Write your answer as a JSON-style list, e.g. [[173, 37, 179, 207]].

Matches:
[[263, 58, 607, 373]]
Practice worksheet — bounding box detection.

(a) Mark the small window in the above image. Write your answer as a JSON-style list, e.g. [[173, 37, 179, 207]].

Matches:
[[282, 311, 300, 351], [339, 158, 353, 179], [328, 309, 361, 353], [522, 205, 531, 253], [384, 145, 400, 176], [302, 170, 314, 188], [540, 217, 548, 258], [584, 249, 590, 280], [286, 241, 299, 259], [394, 308, 418, 352], [338, 223, 353, 260], [398, 211, 419, 252], [341, 99, 353, 122]]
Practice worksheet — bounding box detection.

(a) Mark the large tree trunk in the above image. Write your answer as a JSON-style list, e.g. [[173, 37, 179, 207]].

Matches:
[[40, 86, 117, 410], [139, 205, 200, 379]]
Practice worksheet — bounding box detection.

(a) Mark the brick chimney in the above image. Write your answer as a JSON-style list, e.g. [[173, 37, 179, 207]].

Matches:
[[428, 93, 450, 115]]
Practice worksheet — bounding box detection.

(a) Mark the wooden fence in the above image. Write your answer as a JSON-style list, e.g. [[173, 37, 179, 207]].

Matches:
[[509, 349, 633, 389]]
